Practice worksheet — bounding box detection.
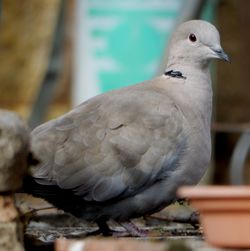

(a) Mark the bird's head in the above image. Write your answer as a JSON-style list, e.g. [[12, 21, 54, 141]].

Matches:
[[167, 20, 229, 69]]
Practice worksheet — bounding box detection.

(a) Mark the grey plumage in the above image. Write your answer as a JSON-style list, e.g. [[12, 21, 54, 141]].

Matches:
[[26, 20, 228, 236]]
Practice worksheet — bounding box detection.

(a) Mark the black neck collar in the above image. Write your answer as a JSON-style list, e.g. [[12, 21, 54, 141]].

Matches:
[[164, 70, 186, 79]]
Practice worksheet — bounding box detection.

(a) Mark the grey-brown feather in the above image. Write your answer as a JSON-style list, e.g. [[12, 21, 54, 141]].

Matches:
[[31, 81, 186, 209]]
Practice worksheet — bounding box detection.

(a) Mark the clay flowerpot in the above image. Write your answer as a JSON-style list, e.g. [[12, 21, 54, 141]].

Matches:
[[178, 186, 250, 248]]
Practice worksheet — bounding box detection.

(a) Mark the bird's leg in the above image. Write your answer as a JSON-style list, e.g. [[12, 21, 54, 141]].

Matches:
[[86, 220, 114, 236], [96, 220, 114, 236], [90, 220, 148, 237], [117, 220, 148, 237], [88, 220, 146, 237]]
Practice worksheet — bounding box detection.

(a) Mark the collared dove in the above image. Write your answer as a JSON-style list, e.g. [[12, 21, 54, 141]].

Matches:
[[24, 20, 229, 236]]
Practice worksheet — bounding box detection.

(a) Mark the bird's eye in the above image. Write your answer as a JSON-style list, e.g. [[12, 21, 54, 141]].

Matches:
[[189, 33, 197, 42]]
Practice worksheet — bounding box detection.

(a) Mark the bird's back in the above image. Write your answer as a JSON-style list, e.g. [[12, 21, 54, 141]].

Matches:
[[27, 78, 189, 220]]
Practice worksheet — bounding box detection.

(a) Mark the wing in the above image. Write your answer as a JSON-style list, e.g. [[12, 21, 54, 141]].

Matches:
[[30, 81, 186, 202]]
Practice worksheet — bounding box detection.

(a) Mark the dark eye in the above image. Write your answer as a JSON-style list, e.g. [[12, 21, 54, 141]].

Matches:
[[189, 33, 197, 42]]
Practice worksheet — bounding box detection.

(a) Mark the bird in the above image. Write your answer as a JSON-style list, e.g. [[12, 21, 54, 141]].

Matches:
[[0, 109, 30, 192], [24, 20, 229, 237]]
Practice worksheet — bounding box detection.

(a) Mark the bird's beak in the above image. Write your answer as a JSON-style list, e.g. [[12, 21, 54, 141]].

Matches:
[[212, 48, 230, 62]]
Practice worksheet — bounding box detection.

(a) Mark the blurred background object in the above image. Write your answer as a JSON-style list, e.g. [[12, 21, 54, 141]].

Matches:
[[0, 109, 30, 251], [213, 0, 250, 184], [0, 0, 62, 119], [0, 0, 249, 184], [72, 0, 184, 105], [0, 109, 29, 192], [72, 0, 216, 105]]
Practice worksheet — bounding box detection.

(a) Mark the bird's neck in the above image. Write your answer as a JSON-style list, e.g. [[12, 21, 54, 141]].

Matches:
[[166, 52, 211, 71], [165, 62, 211, 91], [164, 63, 213, 130], [166, 60, 210, 76]]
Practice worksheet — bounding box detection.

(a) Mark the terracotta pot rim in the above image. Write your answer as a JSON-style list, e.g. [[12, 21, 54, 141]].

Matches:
[[178, 185, 250, 199]]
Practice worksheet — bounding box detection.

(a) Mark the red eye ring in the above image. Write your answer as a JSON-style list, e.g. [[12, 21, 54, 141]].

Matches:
[[189, 33, 197, 42]]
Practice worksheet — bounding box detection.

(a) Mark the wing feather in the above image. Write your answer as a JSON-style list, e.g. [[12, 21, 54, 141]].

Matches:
[[31, 82, 186, 202]]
